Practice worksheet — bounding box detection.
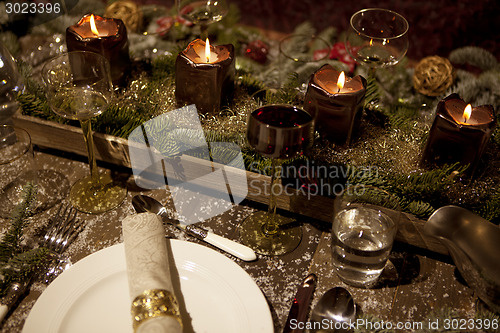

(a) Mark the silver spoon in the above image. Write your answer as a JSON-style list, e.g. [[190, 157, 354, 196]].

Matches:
[[309, 287, 356, 332], [132, 195, 257, 261]]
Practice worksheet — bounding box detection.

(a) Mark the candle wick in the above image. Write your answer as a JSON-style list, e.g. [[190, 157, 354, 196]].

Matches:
[[338, 88, 340, 93]]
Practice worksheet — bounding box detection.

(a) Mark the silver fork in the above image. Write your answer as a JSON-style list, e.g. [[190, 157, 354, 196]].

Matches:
[[42, 204, 80, 254], [40, 204, 83, 282]]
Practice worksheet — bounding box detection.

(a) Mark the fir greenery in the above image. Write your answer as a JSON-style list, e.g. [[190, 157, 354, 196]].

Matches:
[[0, 183, 38, 265], [0, 184, 50, 297], [12, 9, 500, 223]]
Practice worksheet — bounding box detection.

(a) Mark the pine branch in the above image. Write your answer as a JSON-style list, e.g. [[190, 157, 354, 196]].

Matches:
[[238, 73, 268, 99], [346, 164, 387, 188], [0, 248, 50, 282], [17, 91, 71, 124], [449, 46, 498, 71], [384, 164, 468, 219], [476, 188, 500, 225], [151, 54, 178, 81], [493, 125, 500, 147], [364, 74, 382, 108], [0, 183, 37, 265], [265, 72, 300, 105], [404, 200, 436, 219], [390, 163, 466, 202]]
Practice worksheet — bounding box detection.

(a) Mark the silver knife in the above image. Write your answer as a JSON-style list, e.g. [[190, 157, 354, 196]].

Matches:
[[0, 278, 31, 321], [283, 273, 317, 333], [132, 195, 257, 262]]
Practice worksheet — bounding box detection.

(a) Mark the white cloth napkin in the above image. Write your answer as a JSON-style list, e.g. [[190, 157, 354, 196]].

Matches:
[[122, 212, 182, 333]]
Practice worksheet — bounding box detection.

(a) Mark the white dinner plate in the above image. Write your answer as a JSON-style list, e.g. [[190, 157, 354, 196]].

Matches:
[[23, 240, 273, 333]]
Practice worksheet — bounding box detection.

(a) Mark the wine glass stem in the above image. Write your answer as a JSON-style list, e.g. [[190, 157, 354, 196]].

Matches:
[[263, 159, 281, 236], [80, 119, 101, 189], [368, 67, 376, 80], [200, 23, 209, 40]]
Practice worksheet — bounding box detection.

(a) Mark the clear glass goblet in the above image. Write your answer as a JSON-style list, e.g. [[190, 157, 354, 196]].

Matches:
[[345, 8, 409, 75], [239, 104, 315, 256], [276, 33, 330, 88], [42, 51, 127, 214]]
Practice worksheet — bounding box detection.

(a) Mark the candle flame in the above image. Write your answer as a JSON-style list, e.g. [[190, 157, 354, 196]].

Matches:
[[463, 104, 472, 123], [337, 71, 345, 91], [205, 38, 211, 63], [369, 39, 373, 47], [90, 14, 99, 36]]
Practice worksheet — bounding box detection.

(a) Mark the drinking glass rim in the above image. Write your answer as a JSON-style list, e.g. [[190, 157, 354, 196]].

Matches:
[[0, 125, 32, 165], [41, 51, 112, 88], [336, 205, 397, 232], [249, 104, 315, 130], [350, 8, 409, 40]]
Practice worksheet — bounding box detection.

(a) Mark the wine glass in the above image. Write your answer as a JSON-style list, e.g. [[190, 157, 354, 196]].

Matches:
[[276, 33, 330, 88], [345, 8, 409, 76], [42, 51, 127, 214], [239, 104, 315, 256], [177, 0, 228, 38]]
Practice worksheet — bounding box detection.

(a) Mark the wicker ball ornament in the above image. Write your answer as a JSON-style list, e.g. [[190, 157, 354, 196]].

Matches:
[[413, 56, 455, 96], [105, 0, 142, 33]]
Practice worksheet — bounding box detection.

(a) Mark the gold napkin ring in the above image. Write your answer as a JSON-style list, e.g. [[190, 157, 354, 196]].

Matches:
[[131, 289, 182, 331]]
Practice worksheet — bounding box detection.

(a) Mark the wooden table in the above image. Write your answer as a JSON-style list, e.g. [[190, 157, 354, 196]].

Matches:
[[0, 148, 487, 332]]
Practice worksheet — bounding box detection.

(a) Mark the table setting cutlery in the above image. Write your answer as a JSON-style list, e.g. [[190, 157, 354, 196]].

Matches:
[[309, 287, 356, 333], [0, 204, 81, 322], [283, 273, 317, 333], [132, 194, 256, 261], [282, 273, 357, 333]]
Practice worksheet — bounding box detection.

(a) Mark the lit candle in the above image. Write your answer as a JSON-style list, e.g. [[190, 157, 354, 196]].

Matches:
[[303, 64, 367, 144], [66, 14, 130, 85], [421, 93, 496, 175], [175, 38, 235, 114]]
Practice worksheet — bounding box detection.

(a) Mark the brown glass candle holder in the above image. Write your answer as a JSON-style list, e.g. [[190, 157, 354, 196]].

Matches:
[[66, 14, 130, 85], [303, 64, 367, 145], [421, 93, 496, 175], [175, 39, 235, 114]]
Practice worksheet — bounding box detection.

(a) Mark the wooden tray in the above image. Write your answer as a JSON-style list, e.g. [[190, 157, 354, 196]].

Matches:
[[12, 113, 448, 255]]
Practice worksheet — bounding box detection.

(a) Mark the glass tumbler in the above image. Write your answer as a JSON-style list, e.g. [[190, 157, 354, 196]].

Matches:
[[331, 184, 400, 287]]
